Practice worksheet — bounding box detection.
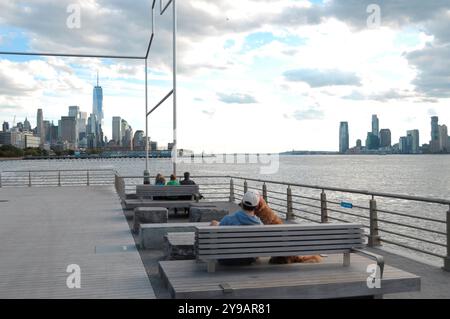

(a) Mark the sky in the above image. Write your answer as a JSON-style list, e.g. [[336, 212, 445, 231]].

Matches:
[[0, 0, 449, 153]]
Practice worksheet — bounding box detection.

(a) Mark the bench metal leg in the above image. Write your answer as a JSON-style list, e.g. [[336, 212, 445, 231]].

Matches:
[[343, 252, 351, 266], [207, 261, 216, 273]]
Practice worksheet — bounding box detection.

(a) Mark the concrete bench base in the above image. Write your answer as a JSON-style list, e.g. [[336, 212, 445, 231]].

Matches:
[[164, 232, 196, 260], [139, 222, 211, 250], [189, 207, 229, 222], [133, 207, 168, 233]]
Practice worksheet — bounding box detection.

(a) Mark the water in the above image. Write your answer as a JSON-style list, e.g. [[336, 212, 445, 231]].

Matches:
[[1, 155, 449, 265]]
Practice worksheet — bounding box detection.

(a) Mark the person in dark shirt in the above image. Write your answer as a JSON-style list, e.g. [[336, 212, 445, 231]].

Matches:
[[180, 172, 195, 185]]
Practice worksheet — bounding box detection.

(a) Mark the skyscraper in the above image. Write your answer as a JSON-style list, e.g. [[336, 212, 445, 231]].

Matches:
[[60, 116, 78, 148], [407, 130, 420, 154], [379, 129, 391, 148], [23, 118, 32, 132], [36, 108, 45, 145], [112, 117, 122, 146], [2, 122, 9, 132], [439, 125, 448, 152], [372, 115, 379, 138], [93, 73, 103, 124], [431, 116, 440, 153], [339, 122, 349, 154], [69, 106, 80, 118]]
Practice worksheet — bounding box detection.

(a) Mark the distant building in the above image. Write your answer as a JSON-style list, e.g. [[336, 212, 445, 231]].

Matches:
[[168, 143, 174, 151], [60, 116, 78, 148], [430, 116, 440, 153], [379, 129, 391, 148], [2, 122, 9, 132], [399, 137, 408, 154], [23, 118, 32, 132], [339, 122, 349, 154], [407, 130, 420, 154], [69, 106, 80, 118], [24, 134, 40, 148], [439, 125, 449, 152], [372, 115, 379, 138], [36, 108, 45, 145], [112, 117, 122, 146], [366, 132, 380, 150], [133, 130, 145, 150], [356, 139, 362, 148], [93, 73, 104, 124], [0, 132, 11, 145]]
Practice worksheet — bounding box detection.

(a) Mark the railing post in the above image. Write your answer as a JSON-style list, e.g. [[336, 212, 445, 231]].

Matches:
[[320, 190, 328, 223], [368, 196, 381, 247], [244, 180, 248, 194], [87, 170, 90, 186], [0, 172, 2, 188], [58, 171, 61, 187], [229, 178, 235, 202], [262, 183, 268, 203], [286, 186, 294, 221], [444, 206, 450, 272], [28, 171, 31, 187]]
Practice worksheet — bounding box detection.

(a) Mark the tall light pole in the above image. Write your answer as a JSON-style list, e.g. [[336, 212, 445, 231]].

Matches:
[[172, 0, 178, 177], [144, 58, 150, 184]]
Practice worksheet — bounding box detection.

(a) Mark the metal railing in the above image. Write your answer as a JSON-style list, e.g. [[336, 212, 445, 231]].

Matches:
[[3, 170, 450, 271], [0, 169, 116, 187]]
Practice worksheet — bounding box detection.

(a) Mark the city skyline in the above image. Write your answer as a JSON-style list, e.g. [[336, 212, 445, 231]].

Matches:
[[1, 1, 450, 152]]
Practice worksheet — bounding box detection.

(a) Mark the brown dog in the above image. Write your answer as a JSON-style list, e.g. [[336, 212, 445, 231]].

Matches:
[[255, 197, 322, 264]]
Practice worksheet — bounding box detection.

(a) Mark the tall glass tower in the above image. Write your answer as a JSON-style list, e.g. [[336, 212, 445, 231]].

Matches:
[[372, 114, 379, 138], [339, 122, 349, 154], [93, 72, 103, 124]]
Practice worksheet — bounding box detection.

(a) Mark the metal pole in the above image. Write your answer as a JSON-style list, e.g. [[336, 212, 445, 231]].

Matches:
[[244, 180, 248, 194], [368, 196, 381, 247], [58, 171, 61, 187], [320, 190, 328, 223], [172, 0, 178, 176], [28, 172, 31, 187], [444, 206, 450, 271], [287, 186, 294, 221], [144, 58, 150, 184], [262, 183, 268, 203], [229, 178, 235, 203], [87, 170, 90, 186]]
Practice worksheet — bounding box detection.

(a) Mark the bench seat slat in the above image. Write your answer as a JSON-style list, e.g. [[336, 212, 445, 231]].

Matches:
[[198, 239, 364, 249], [197, 229, 364, 238], [198, 244, 364, 255], [198, 248, 364, 260], [196, 223, 363, 233], [198, 234, 364, 243]]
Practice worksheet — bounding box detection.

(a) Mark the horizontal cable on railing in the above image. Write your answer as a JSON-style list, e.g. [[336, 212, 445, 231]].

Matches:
[[292, 207, 322, 217], [376, 208, 446, 224], [292, 213, 320, 223], [291, 193, 321, 201], [266, 194, 288, 202], [380, 238, 445, 259], [375, 218, 446, 236], [327, 208, 370, 219], [376, 227, 446, 248], [327, 215, 369, 228], [291, 200, 322, 210]]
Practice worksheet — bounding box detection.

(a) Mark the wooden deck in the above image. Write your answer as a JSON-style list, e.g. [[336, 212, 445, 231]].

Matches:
[[0, 186, 155, 299], [159, 254, 420, 299]]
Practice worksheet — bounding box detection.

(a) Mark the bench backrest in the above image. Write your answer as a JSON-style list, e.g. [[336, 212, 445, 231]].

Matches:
[[136, 185, 199, 199], [195, 223, 365, 260]]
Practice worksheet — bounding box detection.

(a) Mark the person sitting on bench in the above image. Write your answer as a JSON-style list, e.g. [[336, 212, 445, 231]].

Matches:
[[211, 190, 262, 266]]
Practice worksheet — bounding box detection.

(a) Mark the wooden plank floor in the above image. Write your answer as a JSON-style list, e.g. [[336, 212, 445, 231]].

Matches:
[[159, 254, 420, 299], [0, 186, 155, 299]]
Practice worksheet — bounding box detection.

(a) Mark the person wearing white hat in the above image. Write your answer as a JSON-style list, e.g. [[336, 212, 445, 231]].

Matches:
[[212, 190, 262, 226], [210, 190, 263, 266]]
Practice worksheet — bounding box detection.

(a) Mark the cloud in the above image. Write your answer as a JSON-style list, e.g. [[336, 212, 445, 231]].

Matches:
[[283, 68, 361, 87], [343, 89, 415, 102], [217, 92, 257, 104], [291, 108, 325, 121]]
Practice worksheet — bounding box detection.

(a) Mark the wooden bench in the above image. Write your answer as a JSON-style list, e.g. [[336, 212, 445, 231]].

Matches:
[[195, 223, 383, 274], [136, 185, 200, 201], [158, 223, 420, 298]]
